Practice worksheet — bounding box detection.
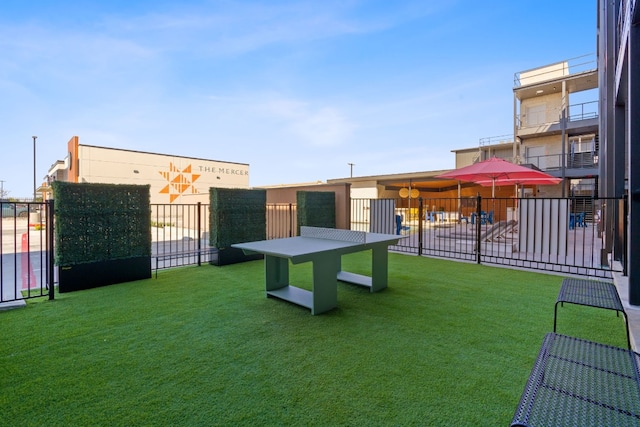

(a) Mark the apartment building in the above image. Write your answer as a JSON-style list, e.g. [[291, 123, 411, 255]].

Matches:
[[598, 0, 639, 303], [512, 54, 599, 199]]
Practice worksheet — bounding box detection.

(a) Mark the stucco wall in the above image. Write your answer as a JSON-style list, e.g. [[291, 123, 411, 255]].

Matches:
[[77, 145, 249, 204], [265, 183, 351, 229]]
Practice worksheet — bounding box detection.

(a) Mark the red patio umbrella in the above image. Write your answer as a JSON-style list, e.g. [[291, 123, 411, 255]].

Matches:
[[436, 157, 561, 197]]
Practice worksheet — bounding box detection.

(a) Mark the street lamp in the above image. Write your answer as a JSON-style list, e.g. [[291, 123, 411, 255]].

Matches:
[[32, 136, 37, 202], [348, 162, 354, 178]]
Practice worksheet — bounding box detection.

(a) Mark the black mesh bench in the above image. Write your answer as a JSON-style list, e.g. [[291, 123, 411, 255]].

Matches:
[[554, 277, 631, 349], [511, 333, 640, 427]]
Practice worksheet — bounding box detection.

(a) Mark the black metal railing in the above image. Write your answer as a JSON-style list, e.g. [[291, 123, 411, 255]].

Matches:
[[150, 202, 299, 274], [151, 203, 212, 272], [351, 196, 625, 279], [3, 196, 621, 304], [525, 153, 598, 171], [0, 201, 54, 305], [267, 203, 297, 239]]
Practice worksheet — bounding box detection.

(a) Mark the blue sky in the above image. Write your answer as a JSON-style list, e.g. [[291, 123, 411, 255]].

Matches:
[[1, 0, 596, 198]]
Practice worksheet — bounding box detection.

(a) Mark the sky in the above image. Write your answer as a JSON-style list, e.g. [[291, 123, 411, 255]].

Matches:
[[1, 0, 597, 199]]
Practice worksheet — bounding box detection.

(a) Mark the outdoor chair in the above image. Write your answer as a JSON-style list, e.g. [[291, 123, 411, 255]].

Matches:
[[481, 211, 494, 225], [436, 220, 517, 242]]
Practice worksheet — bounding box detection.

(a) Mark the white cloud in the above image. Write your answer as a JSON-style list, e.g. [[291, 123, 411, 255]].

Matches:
[[255, 95, 355, 147]]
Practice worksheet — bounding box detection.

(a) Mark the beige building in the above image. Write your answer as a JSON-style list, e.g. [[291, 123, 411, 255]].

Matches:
[[327, 55, 599, 206], [46, 136, 250, 204], [513, 54, 599, 199]]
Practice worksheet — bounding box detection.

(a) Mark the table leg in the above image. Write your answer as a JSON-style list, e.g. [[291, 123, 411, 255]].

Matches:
[[310, 254, 339, 315], [265, 255, 289, 291], [370, 246, 389, 292]]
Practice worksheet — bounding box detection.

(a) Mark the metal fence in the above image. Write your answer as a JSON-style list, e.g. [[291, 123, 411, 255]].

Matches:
[[150, 197, 626, 279], [352, 196, 625, 279], [0, 201, 54, 306], [151, 203, 212, 272], [151, 202, 299, 274], [2, 197, 622, 305]]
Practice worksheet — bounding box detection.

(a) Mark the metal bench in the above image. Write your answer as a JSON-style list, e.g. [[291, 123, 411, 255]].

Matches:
[[554, 277, 630, 349], [511, 333, 640, 427]]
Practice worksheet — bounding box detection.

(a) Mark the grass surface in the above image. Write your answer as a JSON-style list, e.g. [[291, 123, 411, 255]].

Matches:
[[0, 253, 628, 426]]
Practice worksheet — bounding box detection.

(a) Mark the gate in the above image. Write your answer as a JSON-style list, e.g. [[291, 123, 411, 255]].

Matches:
[[0, 201, 54, 306]]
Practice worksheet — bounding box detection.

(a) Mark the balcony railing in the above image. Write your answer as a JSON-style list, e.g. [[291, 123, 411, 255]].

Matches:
[[516, 100, 599, 130], [525, 153, 599, 171], [514, 53, 597, 87], [479, 134, 514, 146]]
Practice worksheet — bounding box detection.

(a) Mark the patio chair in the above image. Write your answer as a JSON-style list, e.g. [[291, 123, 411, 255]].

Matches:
[[436, 220, 514, 241], [483, 220, 517, 241], [481, 211, 494, 225]]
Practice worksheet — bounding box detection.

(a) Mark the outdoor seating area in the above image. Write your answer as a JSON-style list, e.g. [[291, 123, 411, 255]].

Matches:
[[470, 210, 493, 225], [569, 212, 587, 229], [511, 278, 638, 426]]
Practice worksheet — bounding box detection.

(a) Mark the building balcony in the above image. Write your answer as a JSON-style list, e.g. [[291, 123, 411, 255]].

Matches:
[[525, 153, 599, 178], [514, 54, 597, 91], [516, 101, 599, 139]]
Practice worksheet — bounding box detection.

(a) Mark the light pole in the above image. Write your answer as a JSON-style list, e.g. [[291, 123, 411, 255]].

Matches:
[[348, 162, 354, 178], [32, 136, 37, 202]]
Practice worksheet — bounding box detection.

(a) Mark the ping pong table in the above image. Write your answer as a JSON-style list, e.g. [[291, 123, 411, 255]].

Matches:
[[232, 226, 402, 314]]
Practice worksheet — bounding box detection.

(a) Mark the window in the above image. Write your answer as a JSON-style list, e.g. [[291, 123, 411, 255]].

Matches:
[[526, 104, 547, 126]]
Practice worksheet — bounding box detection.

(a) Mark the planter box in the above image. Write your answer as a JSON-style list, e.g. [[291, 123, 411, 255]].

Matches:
[[209, 247, 263, 266], [58, 256, 151, 293]]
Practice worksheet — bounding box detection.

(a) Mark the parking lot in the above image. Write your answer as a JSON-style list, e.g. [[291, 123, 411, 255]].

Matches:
[[1, 218, 46, 254]]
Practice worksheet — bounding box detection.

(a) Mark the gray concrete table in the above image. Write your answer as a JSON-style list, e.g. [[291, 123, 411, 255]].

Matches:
[[232, 226, 401, 315]]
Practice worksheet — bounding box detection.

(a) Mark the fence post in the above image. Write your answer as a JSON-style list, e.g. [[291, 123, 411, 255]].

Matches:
[[476, 194, 482, 264], [289, 203, 293, 237], [47, 199, 55, 300], [418, 197, 423, 256], [197, 202, 202, 267]]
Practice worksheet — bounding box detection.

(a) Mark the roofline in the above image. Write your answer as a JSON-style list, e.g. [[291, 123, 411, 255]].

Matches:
[[327, 169, 454, 184], [78, 143, 249, 167], [451, 141, 514, 153]]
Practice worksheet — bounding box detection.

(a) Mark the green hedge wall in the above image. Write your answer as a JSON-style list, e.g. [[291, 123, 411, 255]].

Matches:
[[210, 188, 266, 248], [296, 191, 335, 234], [52, 182, 151, 266]]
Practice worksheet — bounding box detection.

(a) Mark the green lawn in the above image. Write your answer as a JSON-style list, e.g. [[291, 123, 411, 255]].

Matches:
[[0, 253, 628, 426]]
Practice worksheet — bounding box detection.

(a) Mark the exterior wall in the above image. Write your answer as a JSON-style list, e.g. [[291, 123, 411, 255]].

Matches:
[[519, 62, 569, 85], [454, 144, 515, 168], [520, 93, 564, 127], [67, 136, 79, 183], [265, 183, 351, 229], [350, 181, 380, 199], [73, 142, 249, 204], [456, 150, 478, 168], [521, 134, 563, 169], [378, 187, 401, 199]]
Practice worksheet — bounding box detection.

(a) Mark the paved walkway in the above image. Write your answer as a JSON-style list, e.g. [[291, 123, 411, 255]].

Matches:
[[613, 263, 640, 350]]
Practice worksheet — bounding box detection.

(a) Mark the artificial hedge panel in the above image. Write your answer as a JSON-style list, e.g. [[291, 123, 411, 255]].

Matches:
[[52, 181, 151, 266], [209, 188, 266, 248], [296, 191, 336, 234]]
